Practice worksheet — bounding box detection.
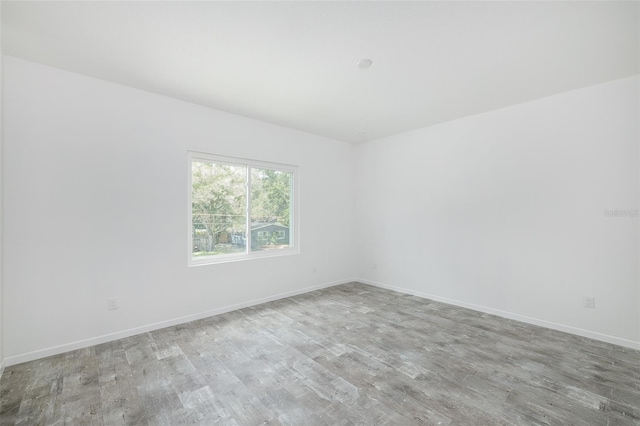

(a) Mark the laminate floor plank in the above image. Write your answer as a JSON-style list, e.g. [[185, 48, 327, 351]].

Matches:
[[2, 282, 639, 425]]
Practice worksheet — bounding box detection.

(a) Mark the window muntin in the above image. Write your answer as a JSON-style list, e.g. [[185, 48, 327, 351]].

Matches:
[[189, 152, 298, 265]]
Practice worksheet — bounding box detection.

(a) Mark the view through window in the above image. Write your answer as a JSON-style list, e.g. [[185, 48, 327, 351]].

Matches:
[[189, 153, 297, 264]]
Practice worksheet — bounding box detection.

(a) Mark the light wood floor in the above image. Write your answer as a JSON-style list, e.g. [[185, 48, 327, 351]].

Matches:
[[1, 282, 639, 425]]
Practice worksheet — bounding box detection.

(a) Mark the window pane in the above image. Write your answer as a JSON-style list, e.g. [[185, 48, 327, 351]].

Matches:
[[191, 160, 247, 257], [250, 168, 293, 251]]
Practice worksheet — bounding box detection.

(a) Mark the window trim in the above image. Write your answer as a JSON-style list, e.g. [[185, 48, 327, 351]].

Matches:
[[187, 151, 300, 267]]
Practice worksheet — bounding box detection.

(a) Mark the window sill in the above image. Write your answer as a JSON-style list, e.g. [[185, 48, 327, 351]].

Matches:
[[188, 247, 300, 267]]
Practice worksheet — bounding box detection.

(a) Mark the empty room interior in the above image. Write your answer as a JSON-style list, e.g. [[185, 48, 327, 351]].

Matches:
[[0, 1, 639, 425]]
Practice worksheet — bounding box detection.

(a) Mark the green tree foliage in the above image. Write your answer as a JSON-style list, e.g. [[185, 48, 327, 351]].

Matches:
[[191, 162, 293, 254], [191, 161, 246, 252], [251, 168, 292, 226]]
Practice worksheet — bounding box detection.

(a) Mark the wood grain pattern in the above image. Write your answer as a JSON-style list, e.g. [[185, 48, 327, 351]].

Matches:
[[1, 282, 639, 425]]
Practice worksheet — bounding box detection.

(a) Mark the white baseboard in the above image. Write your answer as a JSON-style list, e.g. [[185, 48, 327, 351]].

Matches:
[[0, 359, 5, 378], [7, 277, 637, 367], [4, 278, 353, 367], [357, 278, 640, 351]]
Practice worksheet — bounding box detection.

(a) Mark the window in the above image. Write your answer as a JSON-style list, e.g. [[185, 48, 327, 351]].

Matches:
[[188, 152, 298, 265]]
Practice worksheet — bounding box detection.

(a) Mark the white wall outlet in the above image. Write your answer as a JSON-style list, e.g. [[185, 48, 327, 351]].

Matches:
[[312, 266, 317, 273], [373, 262, 378, 270], [583, 296, 595, 309], [107, 297, 120, 310]]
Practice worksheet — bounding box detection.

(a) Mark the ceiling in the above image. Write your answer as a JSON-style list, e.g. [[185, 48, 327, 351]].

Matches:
[[2, 1, 638, 143]]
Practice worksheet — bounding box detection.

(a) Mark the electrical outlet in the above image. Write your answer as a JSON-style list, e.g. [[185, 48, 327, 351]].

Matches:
[[373, 262, 378, 270], [312, 266, 317, 273], [107, 297, 120, 310], [583, 296, 595, 309]]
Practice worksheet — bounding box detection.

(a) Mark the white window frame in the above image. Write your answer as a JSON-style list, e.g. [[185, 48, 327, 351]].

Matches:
[[188, 151, 299, 266]]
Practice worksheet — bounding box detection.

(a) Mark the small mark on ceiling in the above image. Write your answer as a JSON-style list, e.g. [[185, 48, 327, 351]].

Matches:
[[357, 59, 373, 69]]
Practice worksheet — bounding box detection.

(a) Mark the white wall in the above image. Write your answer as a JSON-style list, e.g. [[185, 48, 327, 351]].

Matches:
[[0, 4, 5, 372], [355, 76, 640, 349], [3, 56, 355, 363], [3, 56, 638, 365]]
